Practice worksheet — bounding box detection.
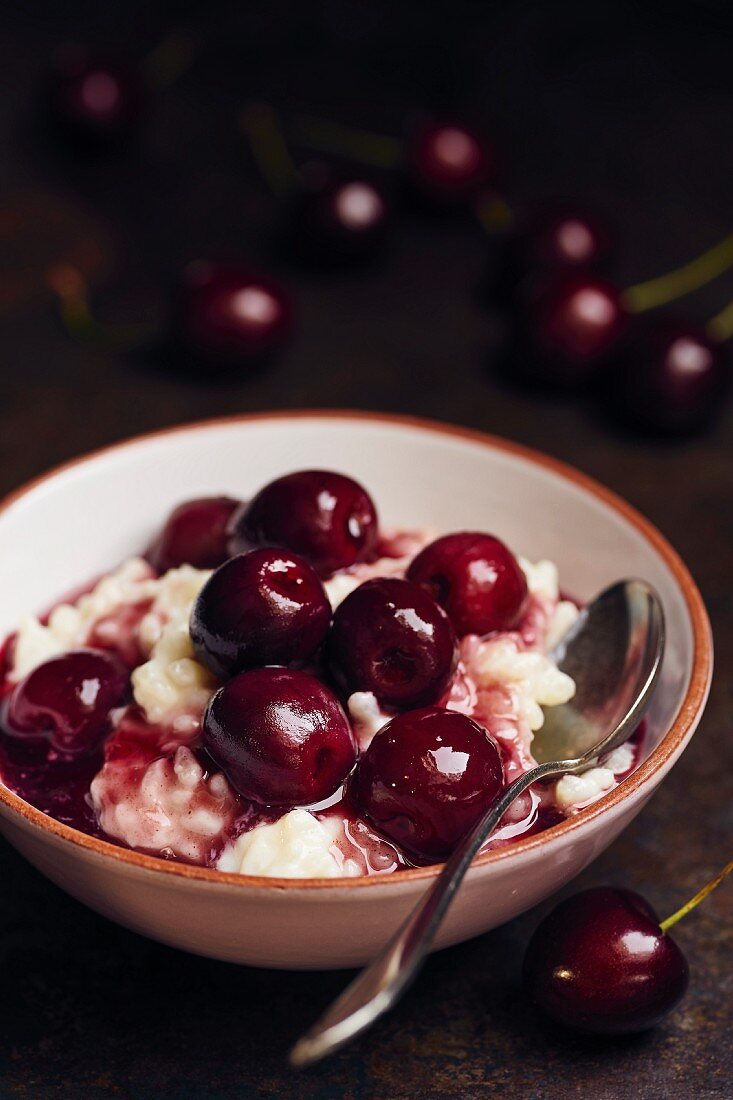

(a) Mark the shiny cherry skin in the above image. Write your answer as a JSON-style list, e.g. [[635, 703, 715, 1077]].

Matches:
[[3, 649, 129, 757], [353, 707, 504, 861], [618, 318, 730, 436], [203, 666, 356, 805], [406, 120, 496, 206], [327, 578, 457, 708], [176, 261, 295, 367], [49, 45, 144, 143], [520, 274, 628, 385], [230, 469, 379, 579], [523, 887, 689, 1034], [190, 548, 331, 678], [407, 532, 528, 637], [147, 496, 240, 574], [292, 164, 391, 264]]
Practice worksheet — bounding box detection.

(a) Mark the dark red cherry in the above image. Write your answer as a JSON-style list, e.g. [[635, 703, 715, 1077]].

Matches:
[[292, 164, 391, 264], [406, 120, 496, 206], [523, 887, 689, 1034], [326, 578, 457, 708], [617, 318, 730, 436], [3, 649, 129, 757], [407, 532, 528, 637], [49, 45, 144, 144], [203, 666, 356, 805], [230, 469, 379, 579], [176, 261, 295, 367], [519, 274, 628, 385], [190, 548, 331, 678], [353, 706, 504, 861], [146, 496, 240, 574]]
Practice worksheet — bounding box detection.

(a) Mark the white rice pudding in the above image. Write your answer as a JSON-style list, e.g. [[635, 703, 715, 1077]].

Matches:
[[7, 533, 640, 878]]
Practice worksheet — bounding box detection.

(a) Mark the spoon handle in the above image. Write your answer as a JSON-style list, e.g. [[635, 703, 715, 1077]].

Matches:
[[290, 758, 566, 1067]]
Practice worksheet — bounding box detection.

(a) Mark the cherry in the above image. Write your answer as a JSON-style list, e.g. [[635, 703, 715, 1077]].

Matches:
[[523, 887, 689, 1034], [146, 496, 240, 574], [326, 578, 457, 709], [230, 469, 379, 579], [353, 706, 504, 861], [291, 164, 391, 265], [175, 261, 295, 368], [48, 45, 144, 144], [517, 274, 628, 386], [3, 649, 129, 757], [616, 317, 730, 436], [493, 204, 611, 307], [190, 548, 331, 678], [407, 532, 528, 637], [406, 120, 496, 207], [203, 666, 356, 805]]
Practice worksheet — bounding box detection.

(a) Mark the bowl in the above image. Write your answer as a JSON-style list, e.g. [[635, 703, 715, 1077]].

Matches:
[[0, 411, 712, 969]]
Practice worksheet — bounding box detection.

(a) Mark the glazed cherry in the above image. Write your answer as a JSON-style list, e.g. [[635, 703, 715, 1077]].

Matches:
[[617, 318, 730, 436], [407, 532, 528, 637], [353, 707, 504, 861], [190, 548, 331, 678], [49, 45, 143, 144], [407, 120, 496, 206], [3, 649, 129, 757], [519, 274, 628, 385], [327, 578, 457, 708], [147, 496, 240, 574], [176, 261, 295, 367], [230, 469, 379, 579], [523, 887, 689, 1034], [203, 666, 356, 805], [291, 164, 391, 264]]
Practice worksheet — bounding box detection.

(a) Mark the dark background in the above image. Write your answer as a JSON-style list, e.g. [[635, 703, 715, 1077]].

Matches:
[[1, 2, 732, 1097]]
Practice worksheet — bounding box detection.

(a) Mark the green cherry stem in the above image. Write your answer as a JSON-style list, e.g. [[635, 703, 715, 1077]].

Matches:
[[45, 264, 157, 351], [659, 860, 733, 934], [142, 29, 199, 88], [288, 113, 402, 169], [623, 233, 733, 314], [706, 299, 733, 344], [241, 103, 298, 196]]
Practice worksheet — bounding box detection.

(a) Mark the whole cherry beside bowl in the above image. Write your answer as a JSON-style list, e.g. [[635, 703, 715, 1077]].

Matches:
[[407, 532, 528, 637], [289, 163, 392, 265], [48, 44, 144, 146], [327, 577, 457, 708], [146, 496, 240, 573], [203, 666, 356, 806], [229, 469, 379, 578], [190, 548, 331, 678], [352, 706, 505, 862], [406, 119, 496, 207]]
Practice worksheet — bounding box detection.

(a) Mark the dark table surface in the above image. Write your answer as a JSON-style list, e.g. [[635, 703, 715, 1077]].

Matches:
[[1, 2, 732, 1097]]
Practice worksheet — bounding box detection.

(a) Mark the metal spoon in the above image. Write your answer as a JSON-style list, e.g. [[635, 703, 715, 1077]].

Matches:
[[290, 579, 665, 1067]]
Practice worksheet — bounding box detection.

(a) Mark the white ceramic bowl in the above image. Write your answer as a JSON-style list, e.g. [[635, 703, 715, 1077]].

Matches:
[[0, 412, 712, 969]]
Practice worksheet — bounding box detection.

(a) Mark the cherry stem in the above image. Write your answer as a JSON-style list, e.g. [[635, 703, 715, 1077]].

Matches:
[[707, 299, 733, 344], [45, 264, 156, 351], [288, 113, 402, 169], [241, 103, 298, 196], [623, 232, 733, 314], [659, 860, 733, 934], [142, 29, 199, 88], [475, 191, 515, 233]]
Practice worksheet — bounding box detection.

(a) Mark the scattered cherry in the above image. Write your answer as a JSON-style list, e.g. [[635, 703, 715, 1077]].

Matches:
[[327, 578, 457, 708], [616, 317, 730, 436], [190, 548, 331, 678], [291, 164, 391, 264], [48, 45, 144, 144], [523, 887, 689, 1034], [230, 469, 379, 579], [516, 273, 628, 385], [353, 706, 504, 861], [175, 261, 295, 368], [407, 532, 528, 637], [203, 666, 356, 805], [2, 650, 129, 757], [406, 119, 496, 207], [146, 496, 240, 574]]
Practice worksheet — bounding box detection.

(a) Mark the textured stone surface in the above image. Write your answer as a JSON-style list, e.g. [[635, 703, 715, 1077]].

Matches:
[[0, 1, 731, 1096]]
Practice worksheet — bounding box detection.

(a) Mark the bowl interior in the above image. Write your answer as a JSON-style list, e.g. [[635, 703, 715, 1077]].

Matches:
[[0, 414, 696, 766]]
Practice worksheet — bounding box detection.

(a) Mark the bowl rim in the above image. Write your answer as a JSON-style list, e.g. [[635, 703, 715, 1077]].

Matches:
[[0, 409, 713, 890]]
